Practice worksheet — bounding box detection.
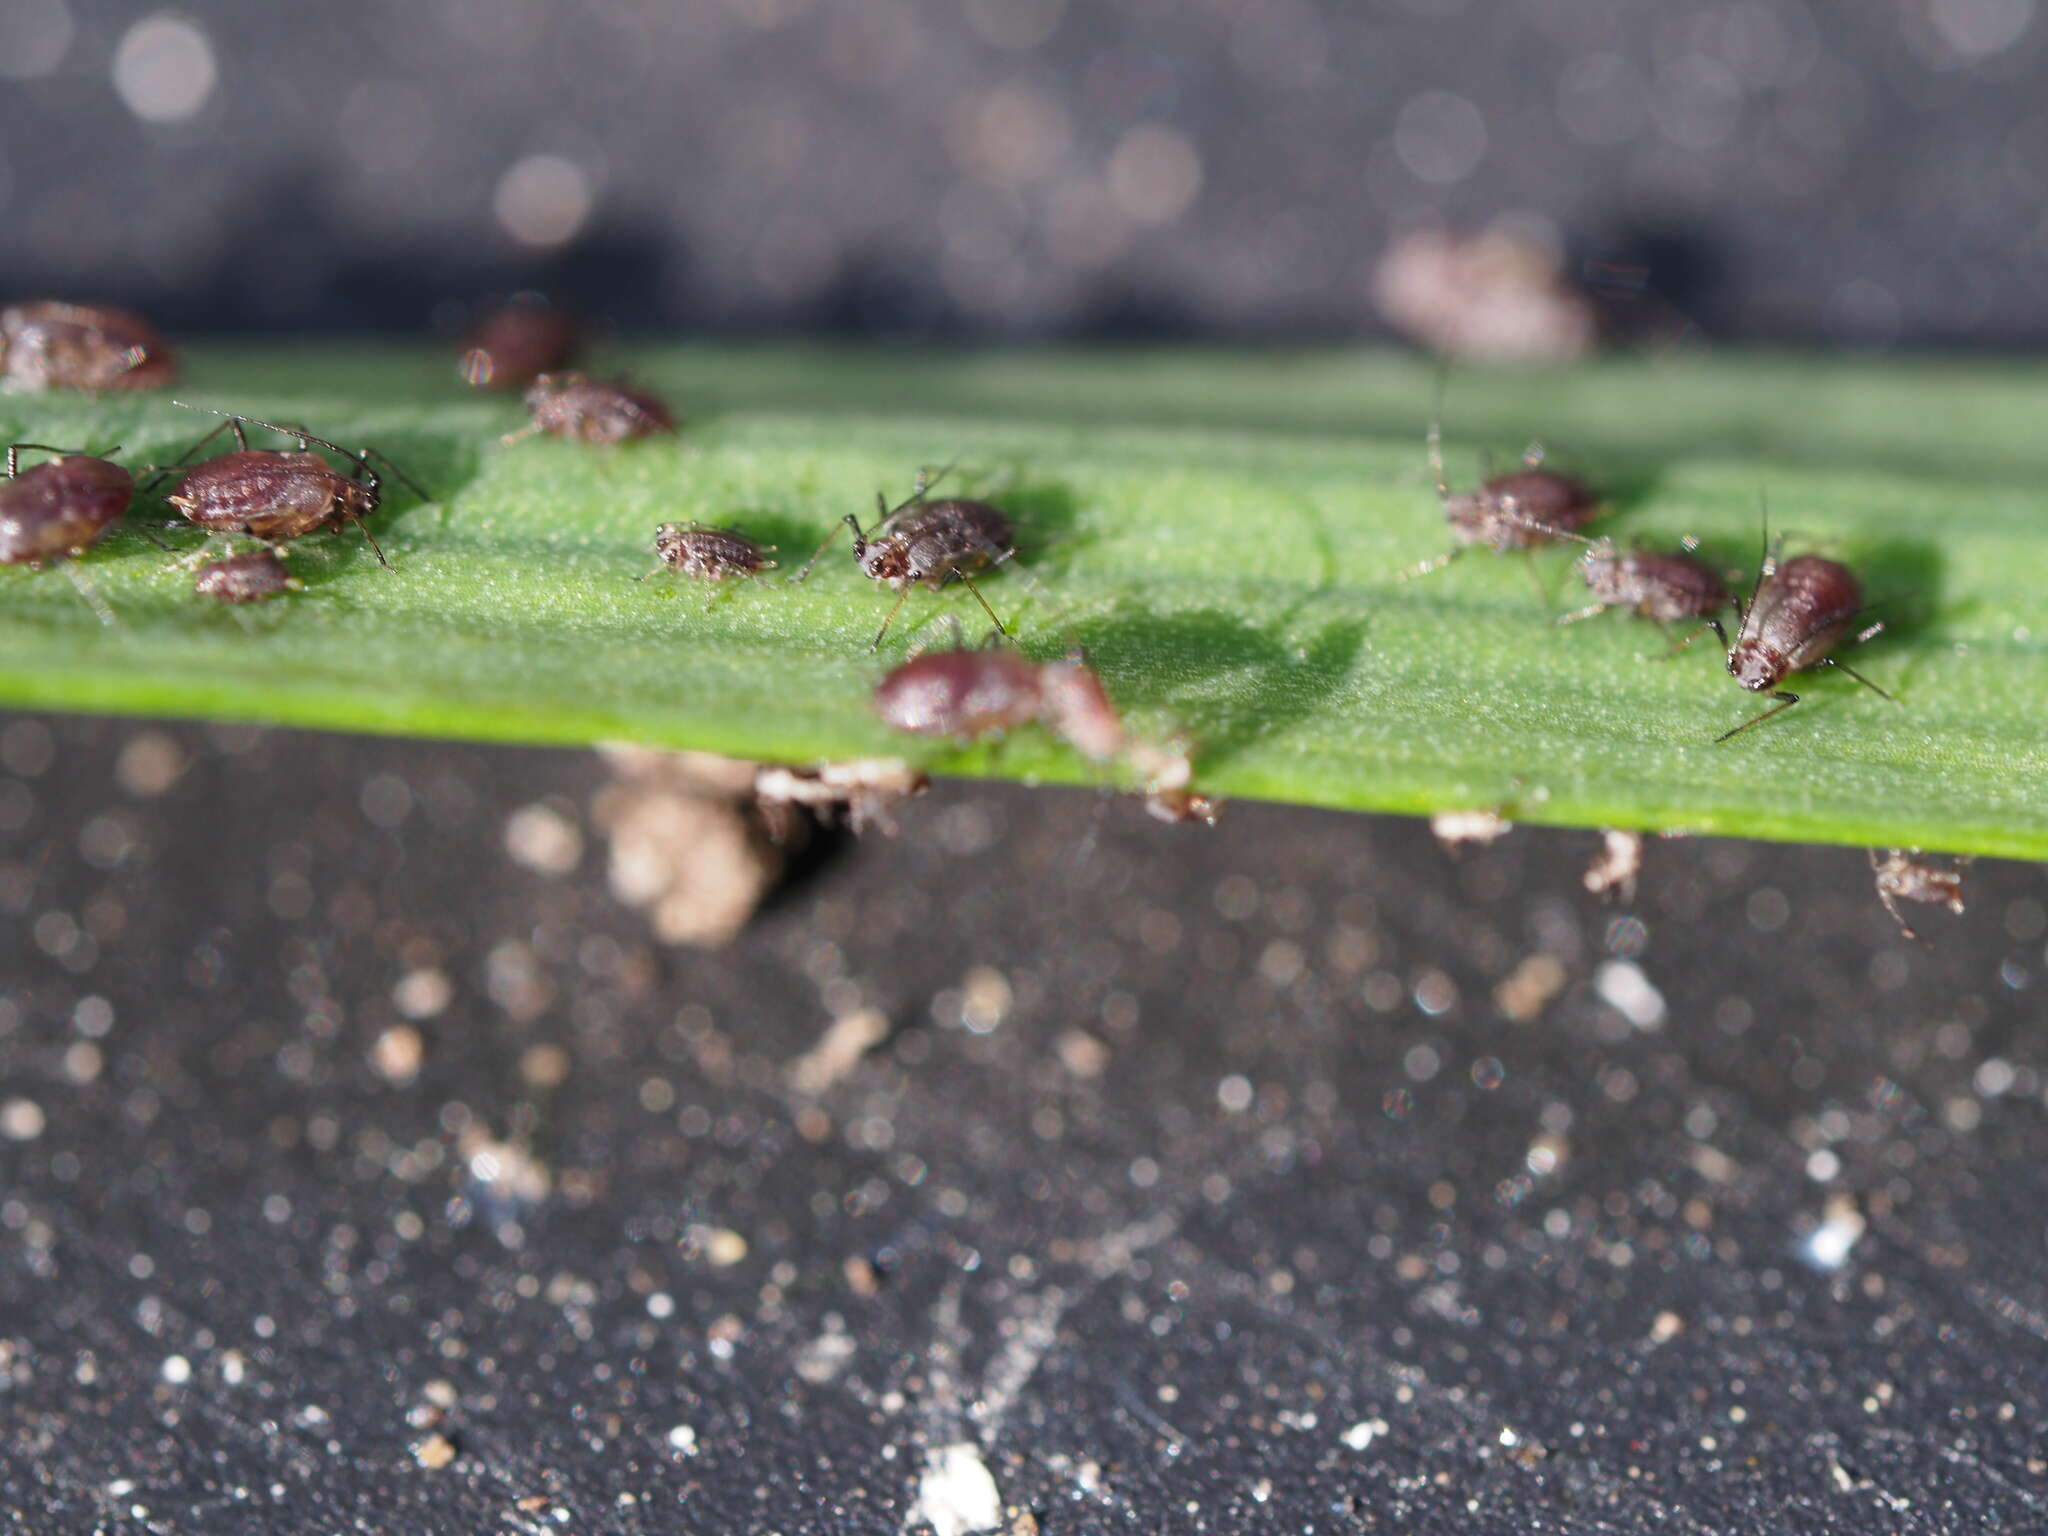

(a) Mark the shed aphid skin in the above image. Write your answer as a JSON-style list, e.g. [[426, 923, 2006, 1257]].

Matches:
[[0, 442, 134, 625], [1397, 406, 1600, 583], [1431, 806, 1512, 851], [506, 373, 675, 445], [0, 301, 176, 392], [792, 465, 1018, 652], [753, 760, 930, 838], [1584, 828, 1645, 902], [155, 405, 428, 570], [194, 546, 297, 604], [1868, 848, 1969, 940], [459, 298, 579, 390], [1716, 521, 1895, 743]]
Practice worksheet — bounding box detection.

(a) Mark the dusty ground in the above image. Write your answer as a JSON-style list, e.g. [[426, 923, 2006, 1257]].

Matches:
[[2, 713, 2045, 1533]]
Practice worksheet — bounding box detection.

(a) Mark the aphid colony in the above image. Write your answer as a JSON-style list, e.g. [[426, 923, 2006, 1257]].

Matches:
[[0, 298, 1973, 925]]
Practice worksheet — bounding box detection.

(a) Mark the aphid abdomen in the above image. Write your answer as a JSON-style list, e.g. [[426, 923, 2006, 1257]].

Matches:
[[654, 524, 773, 580], [1736, 555, 1860, 687], [1629, 551, 1729, 621], [874, 649, 1044, 738], [170, 451, 352, 539], [1483, 469, 1598, 548]]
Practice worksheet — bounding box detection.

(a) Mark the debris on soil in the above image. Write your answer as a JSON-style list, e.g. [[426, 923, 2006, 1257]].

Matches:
[[593, 747, 784, 948], [411, 1432, 458, 1471], [911, 1442, 1004, 1536], [787, 1007, 892, 1096], [1583, 828, 1644, 902], [1492, 954, 1567, 1023], [1371, 223, 1597, 363]]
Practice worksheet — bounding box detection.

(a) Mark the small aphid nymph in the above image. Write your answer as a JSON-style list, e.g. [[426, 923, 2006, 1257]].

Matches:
[[0, 301, 176, 392], [1560, 537, 1731, 638], [1401, 409, 1600, 582], [195, 547, 297, 604], [793, 467, 1017, 651], [459, 299, 580, 390], [653, 523, 777, 583], [1868, 848, 1969, 940], [509, 373, 674, 445], [158, 406, 427, 569], [1718, 536, 1893, 742]]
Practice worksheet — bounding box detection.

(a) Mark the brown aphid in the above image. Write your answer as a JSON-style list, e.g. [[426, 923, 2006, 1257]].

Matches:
[[459, 299, 579, 390], [195, 547, 296, 604], [1868, 848, 1969, 940], [0, 444, 134, 566], [1718, 543, 1893, 742], [159, 406, 427, 568], [793, 468, 1017, 651], [1400, 415, 1599, 582], [508, 373, 674, 445], [873, 644, 1045, 740], [0, 301, 176, 392], [1560, 537, 1731, 636], [653, 522, 776, 582]]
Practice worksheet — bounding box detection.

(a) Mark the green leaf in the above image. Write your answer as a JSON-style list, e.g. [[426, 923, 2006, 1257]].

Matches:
[[1, 345, 2043, 859]]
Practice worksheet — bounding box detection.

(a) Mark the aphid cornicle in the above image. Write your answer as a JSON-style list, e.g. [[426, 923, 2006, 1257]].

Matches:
[[0, 301, 176, 392], [158, 406, 427, 568], [0, 444, 134, 566], [507, 373, 674, 445], [1717, 543, 1893, 742], [652, 523, 777, 583], [195, 547, 296, 604], [793, 467, 1017, 651], [459, 299, 579, 390], [1868, 848, 1969, 940], [1400, 414, 1600, 582]]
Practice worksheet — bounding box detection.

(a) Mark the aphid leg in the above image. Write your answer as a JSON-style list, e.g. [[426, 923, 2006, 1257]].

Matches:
[[1555, 603, 1609, 626], [1715, 690, 1801, 744], [867, 584, 914, 652], [953, 570, 1009, 640], [1825, 658, 1897, 703], [59, 560, 118, 627], [347, 512, 393, 570], [1655, 617, 1728, 661], [140, 417, 240, 493], [1855, 619, 1886, 646], [1867, 855, 1919, 940], [790, 515, 857, 585], [1396, 547, 1462, 583]]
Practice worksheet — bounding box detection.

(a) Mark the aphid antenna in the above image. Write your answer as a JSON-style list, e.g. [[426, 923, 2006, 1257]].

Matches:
[[139, 417, 242, 493], [1395, 547, 1463, 583], [1425, 362, 1452, 502], [789, 514, 860, 584], [1714, 691, 1801, 744], [1729, 491, 1774, 645], [5, 441, 111, 476]]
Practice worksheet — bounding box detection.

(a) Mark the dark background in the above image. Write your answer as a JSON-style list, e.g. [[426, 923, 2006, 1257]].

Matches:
[[2, 0, 2045, 344], [5, 3, 2048, 1533]]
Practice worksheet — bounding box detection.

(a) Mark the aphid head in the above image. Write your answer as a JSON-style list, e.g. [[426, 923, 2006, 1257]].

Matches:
[[1577, 538, 1627, 600], [1726, 637, 1778, 692], [1441, 490, 1491, 545], [857, 532, 910, 581]]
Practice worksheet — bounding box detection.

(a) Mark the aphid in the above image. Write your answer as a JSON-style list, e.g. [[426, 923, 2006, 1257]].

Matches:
[[1868, 848, 1969, 940], [507, 373, 674, 445], [753, 759, 930, 837], [1037, 656, 1126, 762], [1718, 540, 1893, 742], [874, 643, 1046, 740], [793, 468, 1017, 651], [1583, 828, 1644, 902], [1558, 536, 1730, 639], [158, 406, 428, 568], [459, 298, 579, 390], [0, 301, 175, 392], [0, 442, 133, 625], [1144, 786, 1221, 825], [0, 443, 133, 566], [195, 547, 297, 604], [1399, 412, 1599, 582], [651, 522, 777, 583]]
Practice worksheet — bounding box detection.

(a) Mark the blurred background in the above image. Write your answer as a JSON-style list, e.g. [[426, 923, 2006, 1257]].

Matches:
[[3, 0, 2044, 344]]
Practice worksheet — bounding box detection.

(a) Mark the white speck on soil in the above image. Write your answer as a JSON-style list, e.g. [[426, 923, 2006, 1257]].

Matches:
[[788, 1007, 891, 1096], [907, 1442, 1003, 1536], [503, 801, 584, 875], [1431, 808, 1511, 851], [1342, 1417, 1388, 1451], [1595, 959, 1666, 1029], [1802, 1194, 1867, 1272]]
